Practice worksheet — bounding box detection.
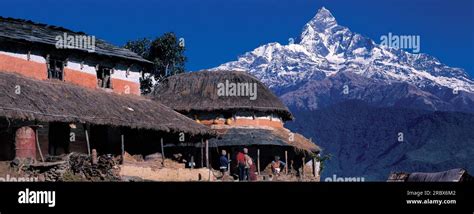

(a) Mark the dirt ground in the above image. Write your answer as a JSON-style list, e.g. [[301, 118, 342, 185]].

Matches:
[[120, 152, 217, 181], [121, 152, 320, 182], [253, 163, 320, 181], [120, 165, 216, 181]]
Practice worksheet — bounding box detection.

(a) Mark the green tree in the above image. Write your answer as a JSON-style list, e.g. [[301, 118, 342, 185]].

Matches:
[[316, 153, 332, 174], [149, 32, 186, 77], [123, 38, 151, 59], [124, 32, 186, 94]]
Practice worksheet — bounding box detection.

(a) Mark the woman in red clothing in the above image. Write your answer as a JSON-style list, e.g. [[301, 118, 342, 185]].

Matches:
[[236, 148, 246, 181]]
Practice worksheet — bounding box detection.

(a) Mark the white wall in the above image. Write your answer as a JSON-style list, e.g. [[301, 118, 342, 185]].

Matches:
[[66, 59, 141, 83], [0, 50, 46, 64], [198, 112, 283, 122]]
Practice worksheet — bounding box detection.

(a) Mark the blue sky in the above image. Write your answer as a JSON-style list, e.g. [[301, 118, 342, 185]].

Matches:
[[1, 0, 473, 75]]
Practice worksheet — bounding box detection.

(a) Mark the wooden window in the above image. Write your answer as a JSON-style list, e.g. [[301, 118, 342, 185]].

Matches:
[[97, 66, 112, 89], [47, 58, 64, 80]]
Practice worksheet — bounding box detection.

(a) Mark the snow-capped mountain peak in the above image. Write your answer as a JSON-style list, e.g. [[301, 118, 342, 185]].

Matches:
[[303, 7, 338, 33], [300, 7, 343, 57], [211, 7, 474, 94]]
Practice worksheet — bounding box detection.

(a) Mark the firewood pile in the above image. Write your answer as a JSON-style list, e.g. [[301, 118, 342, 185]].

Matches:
[[14, 153, 121, 181], [11, 157, 68, 181], [35, 161, 68, 181], [67, 153, 121, 181]]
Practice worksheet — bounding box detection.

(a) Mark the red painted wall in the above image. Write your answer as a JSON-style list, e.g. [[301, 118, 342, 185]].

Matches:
[[112, 78, 141, 95], [198, 118, 284, 128], [0, 53, 48, 80]]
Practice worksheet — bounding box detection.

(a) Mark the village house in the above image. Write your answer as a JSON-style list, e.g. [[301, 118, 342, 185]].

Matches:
[[0, 17, 148, 95], [152, 70, 321, 179], [0, 17, 214, 163]]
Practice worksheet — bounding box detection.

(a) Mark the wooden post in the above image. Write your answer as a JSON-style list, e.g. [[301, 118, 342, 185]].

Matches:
[[121, 135, 125, 164], [35, 129, 44, 162], [85, 129, 91, 156], [285, 150, 288, 175], [227, 152, 230, 174], [91, 149, 98, 165], [257, 149, 261, 175], [302, 156, 305, 177], [313, 157, 317, 177], [200, 139, 204, 168], [160, 138, 165, 166], [205, 140, 209, 168], [121, 135, 125, 155]]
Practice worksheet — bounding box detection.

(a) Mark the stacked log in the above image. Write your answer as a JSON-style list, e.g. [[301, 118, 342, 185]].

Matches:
[[68, 153, 120, 181], [15, 153, 121, 181]]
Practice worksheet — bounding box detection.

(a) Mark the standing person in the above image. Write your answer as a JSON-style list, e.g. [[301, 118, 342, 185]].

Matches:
[[236, 148, 246, 181], [243, 148, 253, 181], [219, 150, 229, 174]]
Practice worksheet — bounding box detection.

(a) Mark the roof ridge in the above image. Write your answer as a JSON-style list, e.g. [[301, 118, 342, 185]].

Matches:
[[0, 16, 152, 64], [0, 16, 86, 35]]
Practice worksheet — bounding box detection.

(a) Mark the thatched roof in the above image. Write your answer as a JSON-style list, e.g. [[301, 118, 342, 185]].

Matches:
[[407, 168, 471, 182], [151, 70, 293, 121], [208, 126, 320, 154], [0, 17, 151, 64], [388, 168, 473, 182], [0, 72, 213, 137]]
